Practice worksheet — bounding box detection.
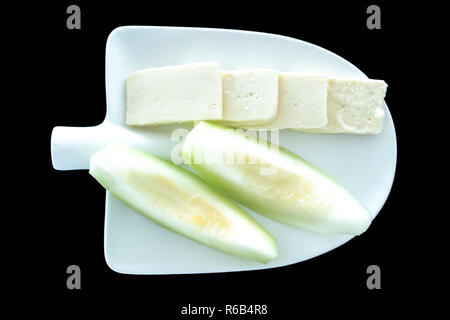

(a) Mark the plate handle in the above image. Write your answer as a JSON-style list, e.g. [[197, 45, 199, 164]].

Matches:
[[51, 123, 156, 171], [51, 124, 111, 170], [51, 121, 191, 171]]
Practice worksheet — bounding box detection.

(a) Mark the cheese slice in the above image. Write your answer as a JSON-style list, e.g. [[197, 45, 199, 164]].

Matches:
[[218, 69, 279, 126], [247, 73, 328, 129], [296, 77, 387, 134], [126, 62, 222, 126]]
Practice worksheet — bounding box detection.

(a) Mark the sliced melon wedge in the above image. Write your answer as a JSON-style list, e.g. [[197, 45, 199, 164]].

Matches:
[[89, 144, 277, 263], [182, 121, 372, 235]]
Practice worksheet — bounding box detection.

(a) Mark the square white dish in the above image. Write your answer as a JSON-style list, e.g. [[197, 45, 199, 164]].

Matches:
[[53, 26, 397, 274]]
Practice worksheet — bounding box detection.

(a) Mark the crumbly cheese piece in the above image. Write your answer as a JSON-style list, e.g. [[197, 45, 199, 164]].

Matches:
[[297, 77, 387, 134], [248, 73, 328, 129], [218, 69, 279, 126], [126, 62, 223, 126]]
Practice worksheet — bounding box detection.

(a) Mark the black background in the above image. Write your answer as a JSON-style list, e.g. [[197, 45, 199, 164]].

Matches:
[[13, 0, 434, 315]]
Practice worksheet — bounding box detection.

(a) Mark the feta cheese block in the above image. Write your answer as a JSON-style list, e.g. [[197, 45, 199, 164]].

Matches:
[[218, 69, 279, 126], [126, 62, 223, 126], [296, 77, 387, 134], [247, 73, 328, 130]]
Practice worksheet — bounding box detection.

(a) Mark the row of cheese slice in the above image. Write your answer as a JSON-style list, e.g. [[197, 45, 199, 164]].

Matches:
[[126, 62, 387, 134]]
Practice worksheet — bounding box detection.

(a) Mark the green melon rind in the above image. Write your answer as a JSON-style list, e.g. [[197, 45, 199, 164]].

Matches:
[[182, 121, 372, 235], [89, 143, 277, 264]]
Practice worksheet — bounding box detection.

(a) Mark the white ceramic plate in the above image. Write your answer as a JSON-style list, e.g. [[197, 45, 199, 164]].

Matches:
[[51, 26, 397, 274]]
